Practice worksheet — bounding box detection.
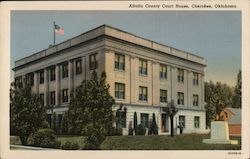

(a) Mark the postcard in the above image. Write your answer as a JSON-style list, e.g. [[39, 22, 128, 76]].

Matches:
[[0, 1, 249, 159]]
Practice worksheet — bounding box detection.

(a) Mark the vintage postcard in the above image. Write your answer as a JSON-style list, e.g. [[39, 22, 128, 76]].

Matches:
[[0, 1, 249, 159]]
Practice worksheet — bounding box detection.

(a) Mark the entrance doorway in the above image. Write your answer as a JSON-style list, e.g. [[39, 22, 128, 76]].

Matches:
[[161, 114, 169, 132]]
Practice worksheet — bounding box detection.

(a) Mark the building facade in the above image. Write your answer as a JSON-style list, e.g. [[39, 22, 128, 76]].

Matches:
[[13, 25, 207, 135]]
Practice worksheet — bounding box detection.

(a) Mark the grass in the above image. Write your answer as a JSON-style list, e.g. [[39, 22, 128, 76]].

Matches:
[[100, 134, 241, 150], [11, 134, 241, 150]]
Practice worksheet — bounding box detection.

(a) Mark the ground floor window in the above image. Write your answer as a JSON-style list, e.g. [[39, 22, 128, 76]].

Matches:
[[141, 113, 149, 128], [116, 111, 126, 128], [194, 116, 200, 128], [179, 115, 185, 128]]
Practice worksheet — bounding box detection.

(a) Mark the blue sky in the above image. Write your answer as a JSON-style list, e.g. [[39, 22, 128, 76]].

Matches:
[[11, 11, 241, 86]]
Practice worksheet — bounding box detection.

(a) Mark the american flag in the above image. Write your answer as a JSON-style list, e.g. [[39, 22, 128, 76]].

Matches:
[[54, 24, 64, 35]]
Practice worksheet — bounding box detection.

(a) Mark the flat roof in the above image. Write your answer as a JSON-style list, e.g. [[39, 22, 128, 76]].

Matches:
[[14, 24, 205, 70]]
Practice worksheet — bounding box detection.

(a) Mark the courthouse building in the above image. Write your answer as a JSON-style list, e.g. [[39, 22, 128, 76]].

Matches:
[[13, 25, 207, 135]]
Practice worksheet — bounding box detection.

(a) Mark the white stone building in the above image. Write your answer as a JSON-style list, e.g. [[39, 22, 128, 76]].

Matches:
[[13, 25, 207, 135]]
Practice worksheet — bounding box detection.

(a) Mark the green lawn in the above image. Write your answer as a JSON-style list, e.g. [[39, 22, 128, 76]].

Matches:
[[100, 134, 241, 150], [11, 134, 241, 150]]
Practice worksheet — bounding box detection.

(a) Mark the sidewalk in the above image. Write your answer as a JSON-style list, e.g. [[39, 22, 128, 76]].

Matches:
[[10, 144, 56, 150]]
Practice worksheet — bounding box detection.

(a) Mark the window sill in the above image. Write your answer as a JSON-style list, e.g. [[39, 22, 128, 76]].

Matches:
[[160, 78, 168, 81], [139, 73, 148, 77], [115, 98, 125, 101], [114, 69, 125, 72]]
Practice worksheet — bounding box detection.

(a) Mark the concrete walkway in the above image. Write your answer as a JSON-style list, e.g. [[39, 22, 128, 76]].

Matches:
[[10, 144, 56, 150]]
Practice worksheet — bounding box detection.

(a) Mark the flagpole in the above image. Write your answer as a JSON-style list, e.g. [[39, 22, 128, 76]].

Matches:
[[53, 21, 55, 45]]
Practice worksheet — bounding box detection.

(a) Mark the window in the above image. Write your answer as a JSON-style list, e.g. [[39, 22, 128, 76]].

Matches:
[[141, 113, 149, 128], [50, 67, 55, 81], [15, 76, 22, 87], [58, 114, 63, 129], [177, 92, 184, 105], [177, 68, 184, 82], [193, 94, 199, 106], [26, 73, 34, 86], [39, 93, 44, 106], [89, 53, 98, 70], [179, 115, 185, 128], [39, 70, 44, 84], [194, 116, 200, 128], [50, 91, 55, 105], [62, 89, 68, 103], [116, 111, 126, 128], [139, 59, 147, 75], [62, 63, 68, 78], [193, 72, 199, 85], [139, 86, 148, 101], [160, 64, 167, 79], [115, 53, 125, 70], [160, 89, 167, 103], [115, 83, 125, 99], [75, 59, 82, 75]]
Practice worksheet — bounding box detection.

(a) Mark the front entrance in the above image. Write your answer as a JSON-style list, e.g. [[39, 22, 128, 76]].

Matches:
[[161, 114, 169, 133]]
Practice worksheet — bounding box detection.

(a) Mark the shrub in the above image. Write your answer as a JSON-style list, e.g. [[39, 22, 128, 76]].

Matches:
[[135, 124, 146, 135], [83, 131, 105, 150], [29, 128, 61, 148], [61, 141, 80, 150], [108, 127, 123, 136]]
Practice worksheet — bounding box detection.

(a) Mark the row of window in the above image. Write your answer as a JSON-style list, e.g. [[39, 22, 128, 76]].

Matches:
[[179, 116, 200, 129], [115, 54, 200, 85], [117, 113, 200, 129], [115, 83, 199, 106], [15, 55, 92, 86], [16, 53, 200, 87], [39, 89, 69, 106]]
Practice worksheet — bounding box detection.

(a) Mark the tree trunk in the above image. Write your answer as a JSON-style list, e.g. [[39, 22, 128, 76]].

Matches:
[[170, 116, 174, 137]]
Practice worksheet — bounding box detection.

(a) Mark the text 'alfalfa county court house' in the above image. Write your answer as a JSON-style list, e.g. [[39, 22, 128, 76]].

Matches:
[[13, 25, 207, 135]]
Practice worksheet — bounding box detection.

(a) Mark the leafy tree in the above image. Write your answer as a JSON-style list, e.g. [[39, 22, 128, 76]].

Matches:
[[162, 100, 178, 137], [67, 71, 115, 149], [10, 81, 47, 145], [133, 112, 138, 135], [232, 70, 241, 108], [205, 81, 233, 127]]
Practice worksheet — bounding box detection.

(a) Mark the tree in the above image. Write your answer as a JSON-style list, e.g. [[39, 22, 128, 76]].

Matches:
[[148, 113, 158, 135], [162, 100, 178, 137], [133, 112, 138, 135], [10, 81, 47, 145], [67, 71, 115, 149], [205, 81, 233, 127], [232, 70, 241, 108]]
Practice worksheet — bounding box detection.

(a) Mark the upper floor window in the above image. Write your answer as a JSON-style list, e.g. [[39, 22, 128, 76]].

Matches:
[[139, 86, 148, 101], [141, 113, 149, 128], [177, 68, 184, 83], [50, 67, 56, 81], [75, 59, 82, 75], [62, 89, 68, 103], [39, 70, 44, 84], [62, 63, 68, 78], [115, 53, 125, 70], [89, 53, 98, 70], [15, 76, 23, 87], [39, 93, 44, 106], [50, 91, 55, 105], [115, 83, 125, 99], [139, 59, 147, 75], [160, 89, 167, 103], [26, 73, 34, 86], [193, 72, 199, 85], [160, 64, 167, 79], [193, 94, 199, 106], [177, 92, 184, 105], [179, 115, 185, 128], [194, 116, 200, 128]]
